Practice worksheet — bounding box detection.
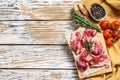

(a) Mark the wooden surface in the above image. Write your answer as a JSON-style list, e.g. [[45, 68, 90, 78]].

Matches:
[[0, 0, 80, 80], [66, 28, 112, 79]]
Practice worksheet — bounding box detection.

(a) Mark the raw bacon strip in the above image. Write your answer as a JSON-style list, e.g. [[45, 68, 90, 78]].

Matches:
[[70, 31, 84, 54]]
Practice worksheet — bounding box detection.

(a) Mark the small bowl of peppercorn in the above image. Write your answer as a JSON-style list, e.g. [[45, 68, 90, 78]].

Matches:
[[89, 3, 107, 21]]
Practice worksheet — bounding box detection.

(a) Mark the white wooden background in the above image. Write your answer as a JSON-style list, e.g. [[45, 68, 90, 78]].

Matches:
[[0, 0, 81, 80]]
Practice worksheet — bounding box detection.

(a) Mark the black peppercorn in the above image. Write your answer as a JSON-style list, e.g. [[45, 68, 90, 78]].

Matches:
[[89, 3, 107, 21]]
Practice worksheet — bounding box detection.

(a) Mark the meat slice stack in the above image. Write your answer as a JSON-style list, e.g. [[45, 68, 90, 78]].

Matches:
[[70, 30, 84, 54], [70, 28, 110, 72], [77, 49, 88, 72], [90, 41, 110, 67]]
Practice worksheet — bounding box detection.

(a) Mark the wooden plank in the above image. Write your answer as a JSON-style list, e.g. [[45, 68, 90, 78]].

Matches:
[[20, 0, 80, 20], [21, 5, 73, 20], [0, 0, 80, 20], [0, 45, 76, 68], [0, 21, 74, 44], [0, 0, 22, 20], [21, 0, 80, 5], [0, 69, 79, 80]]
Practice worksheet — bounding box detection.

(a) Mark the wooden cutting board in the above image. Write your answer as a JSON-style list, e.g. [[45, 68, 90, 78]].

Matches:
[[65, 2, 112, 79], [66, 29, 112, 79]]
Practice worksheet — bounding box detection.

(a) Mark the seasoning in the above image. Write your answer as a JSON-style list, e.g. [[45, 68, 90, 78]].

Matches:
[[89, 3, 106, 21], [72, 9, 102, 32]]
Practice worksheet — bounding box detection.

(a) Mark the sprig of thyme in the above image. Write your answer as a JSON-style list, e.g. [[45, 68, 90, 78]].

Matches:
[[83, 41, 93, 54]]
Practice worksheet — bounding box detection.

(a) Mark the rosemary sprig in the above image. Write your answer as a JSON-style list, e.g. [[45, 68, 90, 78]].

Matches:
[[83, 41, 93, 54], [72, 9, 102, 32]]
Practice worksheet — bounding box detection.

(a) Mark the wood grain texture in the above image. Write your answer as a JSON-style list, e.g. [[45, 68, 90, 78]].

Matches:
[[0, 0, 80, 20], [0, 69, 79, 80], [21, 5, 73, 20], [0, 0, 22, 20], [0, 0, 81, 79], [0, 45, 76, 68], [0, 21, 74, 44]]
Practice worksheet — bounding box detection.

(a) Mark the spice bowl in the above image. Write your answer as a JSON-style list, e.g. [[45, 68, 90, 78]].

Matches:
[[89, 3, 107, 21]]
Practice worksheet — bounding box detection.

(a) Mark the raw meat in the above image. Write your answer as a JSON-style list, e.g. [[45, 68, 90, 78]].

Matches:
[[90, 41, 110, 67], [77, 49, 88, 72], [83, 28, 96, 42], [90, 53, 110, 67], [92, 41, 104, 55], [70, 28, 110, 72], [70, 30, 84, 54]]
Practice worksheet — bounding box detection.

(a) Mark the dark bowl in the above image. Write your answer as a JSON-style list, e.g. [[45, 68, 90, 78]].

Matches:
[[89, 3, 107, 21]]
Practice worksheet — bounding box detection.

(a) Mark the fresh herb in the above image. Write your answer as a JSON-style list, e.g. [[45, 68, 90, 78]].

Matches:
[[72, 9, 102, 32], [83, 41, 93, 54]]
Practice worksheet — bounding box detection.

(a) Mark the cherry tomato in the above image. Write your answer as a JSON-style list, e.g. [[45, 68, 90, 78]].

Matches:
[[117, 27, 120, 31], [114, 30, 120, 39], [103, 29, 113, 39], [111, 20, 120, 30], [100, 20, 111, 30], [106, 37, 114, 47]]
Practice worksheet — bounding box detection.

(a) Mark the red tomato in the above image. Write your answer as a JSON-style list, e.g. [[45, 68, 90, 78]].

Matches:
[[106, 37, 114, 47], [115, 30, 120, 39], [100, 20, 111, 30], [103, 29, 113, 39], [117, 27, 120, 31], [111, 20, 120, 30]]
